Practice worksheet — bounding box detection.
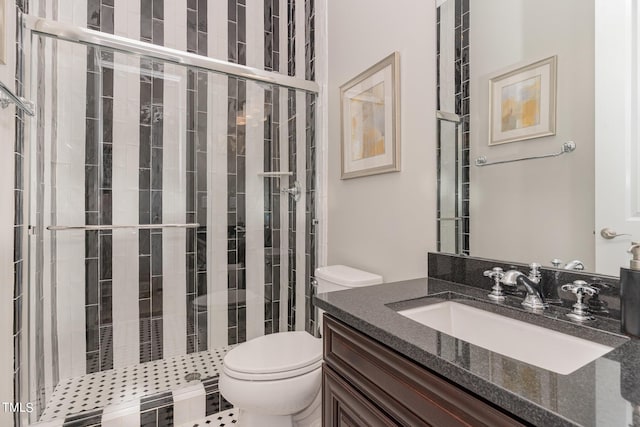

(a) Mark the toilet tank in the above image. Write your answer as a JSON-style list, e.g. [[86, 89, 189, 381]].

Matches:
[[314, 265, 383, 336], [315, 265, 383, 293]]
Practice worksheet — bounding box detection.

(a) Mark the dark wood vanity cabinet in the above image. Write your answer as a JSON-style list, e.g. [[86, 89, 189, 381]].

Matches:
[[322, 315, 526, 427]]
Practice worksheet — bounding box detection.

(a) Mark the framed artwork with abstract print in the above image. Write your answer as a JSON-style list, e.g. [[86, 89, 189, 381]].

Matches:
[[489, 55, 557, 145], [340, 52, 400, 179]]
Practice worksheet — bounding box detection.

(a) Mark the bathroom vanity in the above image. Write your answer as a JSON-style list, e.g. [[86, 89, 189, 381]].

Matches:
[[322, 315, 525, 426], [315, 255, 640, 427]]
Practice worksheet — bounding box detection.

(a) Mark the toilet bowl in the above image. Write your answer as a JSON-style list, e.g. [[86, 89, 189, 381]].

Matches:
[[219, 332, 322, 427], [219, 265, 383, 427]]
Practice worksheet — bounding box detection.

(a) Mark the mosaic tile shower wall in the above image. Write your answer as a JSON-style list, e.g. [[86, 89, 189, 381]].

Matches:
[[263, 85, 282, 335], [138, 0, 166, 364], [185, 0, 209, 355], [226, 0, 248, 346], [85, 0, 116, 374]]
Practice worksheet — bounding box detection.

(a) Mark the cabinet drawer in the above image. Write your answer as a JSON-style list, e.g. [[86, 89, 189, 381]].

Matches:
[[323, 315, 525, 427]]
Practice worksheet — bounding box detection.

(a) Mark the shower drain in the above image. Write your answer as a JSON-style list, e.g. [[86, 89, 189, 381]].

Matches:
[[185, 372, 201, 381]]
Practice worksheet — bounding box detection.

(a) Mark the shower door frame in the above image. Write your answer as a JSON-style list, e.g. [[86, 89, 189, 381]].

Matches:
[[24, 15, 319, 93], [436, 110, 464, 255]]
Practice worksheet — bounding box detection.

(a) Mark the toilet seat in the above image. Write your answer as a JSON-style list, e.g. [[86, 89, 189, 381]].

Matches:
[[223, 332, 322, 381], [223, 359, 323, 381]]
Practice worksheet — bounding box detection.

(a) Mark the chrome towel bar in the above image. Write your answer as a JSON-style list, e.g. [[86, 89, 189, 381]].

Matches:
[[475, 141, 576, 167], [258, 171, 293, 177], [0, 80, 35, 116], [46, 223, 200, 231]]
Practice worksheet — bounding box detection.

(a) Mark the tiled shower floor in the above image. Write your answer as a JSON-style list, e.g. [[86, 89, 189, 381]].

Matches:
[[190, 409, 238, 427], [40, 347, 233, 422]]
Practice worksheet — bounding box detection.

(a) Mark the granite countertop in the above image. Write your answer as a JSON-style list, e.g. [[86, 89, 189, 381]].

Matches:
[[314, 277, 640, 427]]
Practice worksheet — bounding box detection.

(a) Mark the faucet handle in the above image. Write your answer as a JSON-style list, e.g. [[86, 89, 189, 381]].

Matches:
[[483, 267, 504, 279], [550, 259, 563, 268], [528, 262, 542, 282], [561, 280, 597, 321], [484, 267, 506, 302], [561, 280, 598, 296]]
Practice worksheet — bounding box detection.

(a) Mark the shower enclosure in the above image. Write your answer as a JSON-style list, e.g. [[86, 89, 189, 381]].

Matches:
[[23, 15, 319, 425]]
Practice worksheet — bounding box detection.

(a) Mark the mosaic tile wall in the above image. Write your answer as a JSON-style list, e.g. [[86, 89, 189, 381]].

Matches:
[[263, 85, 282, 335], [138, 0, 166, 364], [264, 0, 282, 335], [226, 75, 248, 345], [85, 0, 116, 374], [226, 0, 248, 346], [185, 0, 209, 355]]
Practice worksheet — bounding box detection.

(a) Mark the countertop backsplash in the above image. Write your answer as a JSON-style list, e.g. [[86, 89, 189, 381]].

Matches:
[[428, 252, 622, 321]]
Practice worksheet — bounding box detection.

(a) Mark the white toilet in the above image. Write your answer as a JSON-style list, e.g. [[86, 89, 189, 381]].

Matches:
[[219, 265, 383, 427]]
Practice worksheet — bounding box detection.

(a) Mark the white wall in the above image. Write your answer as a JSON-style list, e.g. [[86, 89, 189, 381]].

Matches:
[[0, 2, 16, 425], [326, 0, 437, 282], [469, 0, 595, 267]]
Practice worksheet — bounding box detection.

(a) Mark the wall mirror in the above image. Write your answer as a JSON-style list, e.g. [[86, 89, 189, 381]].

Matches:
[[436, 0, 638, 277]]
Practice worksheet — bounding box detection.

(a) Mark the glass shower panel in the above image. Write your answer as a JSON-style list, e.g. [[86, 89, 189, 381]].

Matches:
[[28, 35, 198, 422], [26, 32, 314, 425]]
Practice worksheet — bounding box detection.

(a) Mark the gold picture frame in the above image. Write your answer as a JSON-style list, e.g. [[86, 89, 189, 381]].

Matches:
[[340, 52, 400, 179], [489, 56, 557, 145]]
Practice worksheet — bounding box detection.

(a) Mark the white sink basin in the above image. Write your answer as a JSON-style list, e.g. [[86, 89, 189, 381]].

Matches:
[[398, 301, 615, 375]]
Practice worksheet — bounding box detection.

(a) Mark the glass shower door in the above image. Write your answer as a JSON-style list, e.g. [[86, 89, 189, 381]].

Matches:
[[26, 30, 316, 425], [28, 35, 203, 421]]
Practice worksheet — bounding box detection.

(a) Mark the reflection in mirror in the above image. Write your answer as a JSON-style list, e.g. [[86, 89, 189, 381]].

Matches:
[[436, 0, 608, 274], [437, 111, 464, 254], [436, 0, 471, 256]]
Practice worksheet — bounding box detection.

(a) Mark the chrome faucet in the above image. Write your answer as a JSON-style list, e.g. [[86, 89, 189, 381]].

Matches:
[[500, 263, 548, 310], [550, 258, 585, 271], [564, 260, 585, 271]]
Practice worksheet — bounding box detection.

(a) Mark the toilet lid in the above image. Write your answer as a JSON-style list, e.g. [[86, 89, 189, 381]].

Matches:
[[224, 332, 322, 377]]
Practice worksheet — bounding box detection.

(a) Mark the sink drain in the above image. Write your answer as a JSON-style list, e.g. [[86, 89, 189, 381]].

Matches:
[[185, 372, 201, 381]]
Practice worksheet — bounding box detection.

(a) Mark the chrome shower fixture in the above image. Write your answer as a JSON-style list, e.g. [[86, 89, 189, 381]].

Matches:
[[282, 181, 302, 202]]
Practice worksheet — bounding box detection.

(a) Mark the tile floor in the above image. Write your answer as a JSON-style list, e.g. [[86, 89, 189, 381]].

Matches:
[[41, 347, 232, 422], [187, 409, 238, 427]]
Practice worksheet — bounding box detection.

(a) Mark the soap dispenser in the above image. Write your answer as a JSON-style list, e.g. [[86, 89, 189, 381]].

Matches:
[[621, 242, 640, 337]]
